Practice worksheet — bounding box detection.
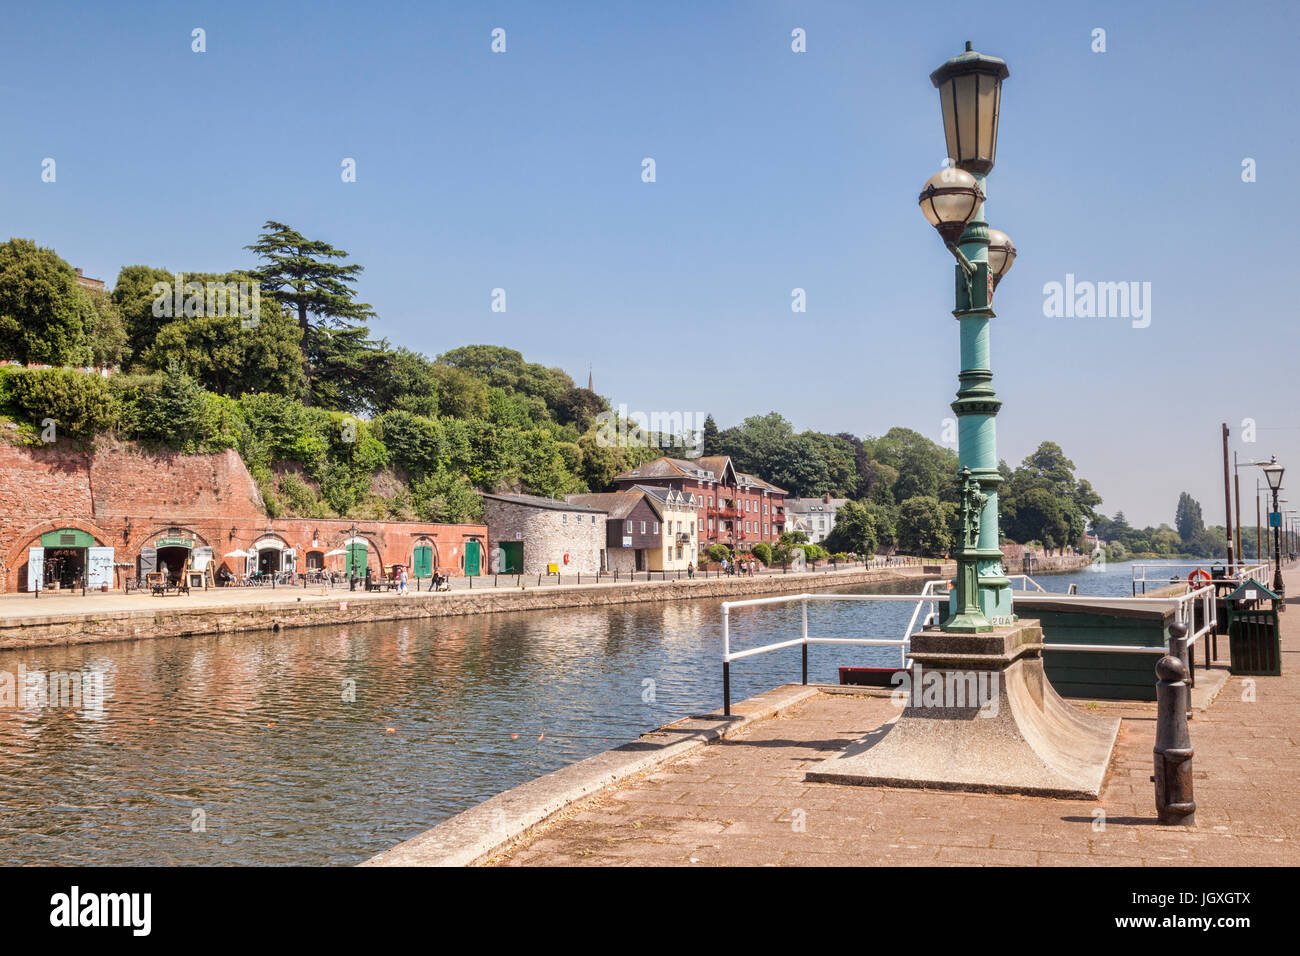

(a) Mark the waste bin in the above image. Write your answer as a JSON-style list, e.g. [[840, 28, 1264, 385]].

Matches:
[[1224, 578, 1282, 676]]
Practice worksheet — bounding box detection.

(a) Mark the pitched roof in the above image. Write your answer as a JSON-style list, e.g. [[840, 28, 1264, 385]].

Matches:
[[612, 457, 706, 482], [785, 496, 848, 513], [564, 490, 645, 520], [630, 484, 698, 513], [737, 471, 788, 495], [611, 455, 788, 493], [480, 492, 606, 514]]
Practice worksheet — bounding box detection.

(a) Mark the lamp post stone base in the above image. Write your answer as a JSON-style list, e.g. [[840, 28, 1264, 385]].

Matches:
[[806, 621, 1120, 799]]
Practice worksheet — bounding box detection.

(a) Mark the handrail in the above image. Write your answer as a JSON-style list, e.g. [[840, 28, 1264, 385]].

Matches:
[[719, 575, 1230, 714], [721, 590, 948, 715], [1131, 561, 1269, 595]]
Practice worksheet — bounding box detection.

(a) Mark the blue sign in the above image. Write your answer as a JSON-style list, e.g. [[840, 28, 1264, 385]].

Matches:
[[1269, 511, 1282, 528]]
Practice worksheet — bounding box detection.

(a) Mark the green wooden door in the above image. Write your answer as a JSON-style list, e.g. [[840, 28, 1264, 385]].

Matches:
[[500, 542, 523, 574], [345, 542, 368, 577], [465, 541, 481, 577], [413, 545, 433, 579]]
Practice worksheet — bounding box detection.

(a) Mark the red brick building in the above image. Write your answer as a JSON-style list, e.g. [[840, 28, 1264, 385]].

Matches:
[[0, 442, 486, 592], [610, 455, 786, 551]]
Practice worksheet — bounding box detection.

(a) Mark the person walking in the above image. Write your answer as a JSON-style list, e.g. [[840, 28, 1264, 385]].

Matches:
[[687, 562, 695, 579], [398, 565, 409, 594]]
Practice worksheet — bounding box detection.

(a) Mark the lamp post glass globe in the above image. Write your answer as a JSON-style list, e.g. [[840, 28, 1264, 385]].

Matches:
[[986, 228, 1016, 283], [918, 167, 984, 244], [1263, 456, 1285, 494]]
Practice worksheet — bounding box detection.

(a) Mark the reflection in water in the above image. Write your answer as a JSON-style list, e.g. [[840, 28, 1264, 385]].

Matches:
[[0, 563, 1137, 865]]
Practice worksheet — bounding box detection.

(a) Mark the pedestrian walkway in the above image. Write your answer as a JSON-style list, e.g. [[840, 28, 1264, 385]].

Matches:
[[0, 562, 927, 623], [492, 571, 1300, 866]]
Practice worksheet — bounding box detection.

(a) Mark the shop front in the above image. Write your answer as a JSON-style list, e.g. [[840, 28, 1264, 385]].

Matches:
[[252, 537, 296, 579], [26, 528, 115, 592], [137, 530, 209, 586]]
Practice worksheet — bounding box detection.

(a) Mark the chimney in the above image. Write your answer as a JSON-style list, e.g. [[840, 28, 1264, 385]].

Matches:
[[824, 494, 831, 504]]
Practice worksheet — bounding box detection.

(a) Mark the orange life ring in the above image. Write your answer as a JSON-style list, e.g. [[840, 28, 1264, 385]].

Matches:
[[563, 553, 570, 564], [1187, 568, 1211, 589]]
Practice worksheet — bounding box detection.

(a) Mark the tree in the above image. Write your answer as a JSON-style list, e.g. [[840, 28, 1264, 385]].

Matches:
[[365, 346, 441, 418], [871, 427, 960, 503], [823, 500, 878, 556], [554, 386, 605, 431], [896, 496, 954, 556], [305, 325, 384, 412], [1174, 492, 1205, 544], [114, 361, 212, 452], [138, 277, 304, 398], [701, 414, 721, 457], [246, 221, 375, 402], [110, 264, 174, 362], [76, 287, 128, 369], [0, 239, 90, 367]]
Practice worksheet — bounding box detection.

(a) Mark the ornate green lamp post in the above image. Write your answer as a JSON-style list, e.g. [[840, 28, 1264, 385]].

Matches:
[[917, 42, 1016, 632]]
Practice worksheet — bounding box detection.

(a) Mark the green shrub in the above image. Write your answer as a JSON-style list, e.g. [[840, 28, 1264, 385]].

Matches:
[[7, 367, 117, 439], [751, 542, 772, 565], [111, 362, 217, 452]]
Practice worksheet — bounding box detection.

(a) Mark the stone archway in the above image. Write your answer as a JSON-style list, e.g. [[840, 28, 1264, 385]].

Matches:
[[3, 519, 113, 593], [128, 526, 212, 587]]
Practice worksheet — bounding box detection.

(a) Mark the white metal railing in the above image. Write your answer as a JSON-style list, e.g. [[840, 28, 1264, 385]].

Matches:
[[1007, 573, 1048, 593], [717, 569, 1242, 713], [720, 589, 949, 714], [1131, 561, 1269, 595]]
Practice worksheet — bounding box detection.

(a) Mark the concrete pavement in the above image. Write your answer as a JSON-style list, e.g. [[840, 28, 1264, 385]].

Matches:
[[486, 572, 1300, 867]]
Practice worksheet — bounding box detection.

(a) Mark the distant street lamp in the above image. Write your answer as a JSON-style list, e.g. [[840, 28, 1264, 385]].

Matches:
[[1262, 456, 1285, 598], [918, 41, 1015, 632]]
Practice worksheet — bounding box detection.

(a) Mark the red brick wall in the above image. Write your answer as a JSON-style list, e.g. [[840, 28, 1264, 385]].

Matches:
[[0, 442, 486, 591]]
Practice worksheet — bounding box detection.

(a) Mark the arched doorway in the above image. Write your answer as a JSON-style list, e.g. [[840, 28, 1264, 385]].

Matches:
[[342, 537, 375, 579], [253, 537, 296, 579], [18, 526, 114, 593], [412, 538, 437, 580], [138, 528, 202, 586], [464, 540, 482, 577]]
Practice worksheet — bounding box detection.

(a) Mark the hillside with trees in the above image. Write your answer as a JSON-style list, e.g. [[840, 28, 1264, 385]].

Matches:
[[2, 225, 1111, 554]]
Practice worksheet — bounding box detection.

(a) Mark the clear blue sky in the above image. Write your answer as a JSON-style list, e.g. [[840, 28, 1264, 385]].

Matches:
[[3, 0, 1297, 528]]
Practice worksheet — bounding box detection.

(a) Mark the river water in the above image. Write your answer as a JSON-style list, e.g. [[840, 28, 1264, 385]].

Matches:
[[0, 560, 1145, 865]]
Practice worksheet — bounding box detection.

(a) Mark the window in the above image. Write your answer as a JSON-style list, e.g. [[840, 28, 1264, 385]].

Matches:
[[764, 503, 769, 514], [561, 514, 567, 524], [626, 520, 632, 533], [708, 496, 713, 507], [592, 515, 597, 524], [708, 518, 714, 531], [653, 522, 659, 534], [640, 521, 646, 534], [697, 520, 702, 533]]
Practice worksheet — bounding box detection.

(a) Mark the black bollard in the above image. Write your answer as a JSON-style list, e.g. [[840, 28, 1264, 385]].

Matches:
[[1153, 654, 1196, 826]]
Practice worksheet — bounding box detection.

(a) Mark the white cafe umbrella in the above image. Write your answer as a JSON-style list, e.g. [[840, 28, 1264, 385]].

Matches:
[[324, 548, 347, 557], [224, 549, 250, 558]]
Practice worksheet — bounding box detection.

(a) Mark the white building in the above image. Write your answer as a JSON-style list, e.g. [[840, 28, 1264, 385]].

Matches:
[[783, 495, 849, 544]]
